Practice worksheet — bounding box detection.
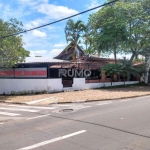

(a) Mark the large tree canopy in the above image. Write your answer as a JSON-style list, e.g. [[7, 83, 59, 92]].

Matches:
[[89, 1, 127, 63], [88, 0, 150, 64], [0, 18, 29, 68], [117, 0, 150, 64]]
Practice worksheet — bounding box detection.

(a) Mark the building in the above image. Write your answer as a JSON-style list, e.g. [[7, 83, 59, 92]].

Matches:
[[0, 44, 140, 94]]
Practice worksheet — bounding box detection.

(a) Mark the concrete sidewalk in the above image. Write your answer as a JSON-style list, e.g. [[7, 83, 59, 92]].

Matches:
[[0, 86, 150, 105]]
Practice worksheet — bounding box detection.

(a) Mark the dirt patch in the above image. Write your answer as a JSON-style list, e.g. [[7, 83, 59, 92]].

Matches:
[[1, 86, 150, 105]]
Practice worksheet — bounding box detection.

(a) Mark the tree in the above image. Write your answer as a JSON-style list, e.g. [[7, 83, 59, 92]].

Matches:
[[82, 23, 95, 55], [115, 0, 150, 65], [102, 63, 127, 84], [0, 18, 29, 68], [88, 2, 127, 63], [102, 62, 142, 83], [88, 0, 150, 65], [65, 19, 85, 60]]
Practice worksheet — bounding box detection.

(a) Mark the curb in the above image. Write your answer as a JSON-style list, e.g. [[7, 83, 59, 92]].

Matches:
[[49, 94, 150, 104], [1, 94, 150, 106], [0, 100, 27, 105]]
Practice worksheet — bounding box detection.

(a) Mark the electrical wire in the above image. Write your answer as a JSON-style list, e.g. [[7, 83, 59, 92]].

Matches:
[[1, 0, 119, 39]]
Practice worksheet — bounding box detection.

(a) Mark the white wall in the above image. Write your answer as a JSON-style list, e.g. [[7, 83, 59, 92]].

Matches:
[[125, 81, 139, 85], [47, 79, 63, 92], [0, 78, 139, 94], [112, 82, 124, 86], [73, 78, 139, 90], [0, 79, 63, 94], [72, 78, 85, 90]]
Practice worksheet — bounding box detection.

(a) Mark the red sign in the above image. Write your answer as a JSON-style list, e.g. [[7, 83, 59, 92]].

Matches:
[[0, 69, 14, 77], [0, 68, 47, 78]]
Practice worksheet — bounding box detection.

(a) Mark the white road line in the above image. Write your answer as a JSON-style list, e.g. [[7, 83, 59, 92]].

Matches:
[[26, 97, 54, 105], [120, 99, 131, 102], [75, 100, 86, 103], [0, 107, 39, 112], [18, 130, 86, 150], [26, 114, 51, 120], [0, 123, 4, 125], [8, 105, 56, 110], [97, 102, 112, 105], [0, 112, 21, 116], [57, 104, 71, 107], [77, 106, 91, 109]]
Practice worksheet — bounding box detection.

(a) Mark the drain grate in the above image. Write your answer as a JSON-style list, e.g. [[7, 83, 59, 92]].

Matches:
[[59, 109, 73, 113]]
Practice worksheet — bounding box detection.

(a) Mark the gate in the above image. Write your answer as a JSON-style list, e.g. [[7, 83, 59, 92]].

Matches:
[[62, 77, 73, 87]]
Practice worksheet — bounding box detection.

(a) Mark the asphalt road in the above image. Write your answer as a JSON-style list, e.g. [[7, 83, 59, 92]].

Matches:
[[1, 96, 150, 150]]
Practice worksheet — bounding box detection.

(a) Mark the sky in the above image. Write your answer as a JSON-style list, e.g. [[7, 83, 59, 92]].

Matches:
[[0, 0, 129, 59]]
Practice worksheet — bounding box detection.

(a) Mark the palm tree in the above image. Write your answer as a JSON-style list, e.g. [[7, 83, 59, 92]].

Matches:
[[65, 19, 85, 60], [102, 63, 127, 85], [82, 24, 91, 52]]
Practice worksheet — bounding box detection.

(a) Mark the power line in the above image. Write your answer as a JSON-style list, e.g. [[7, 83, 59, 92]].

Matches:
[[1, 0, 119, 39]]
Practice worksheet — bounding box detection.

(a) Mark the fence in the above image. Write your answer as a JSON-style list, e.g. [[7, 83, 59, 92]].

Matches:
[[0, 78, 139, 95]]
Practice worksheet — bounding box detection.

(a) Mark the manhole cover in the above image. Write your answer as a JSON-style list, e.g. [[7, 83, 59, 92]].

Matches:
[[59, 109, 73, 113]]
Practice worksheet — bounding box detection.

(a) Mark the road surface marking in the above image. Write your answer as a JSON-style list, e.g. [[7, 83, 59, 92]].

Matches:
[[97, 102, 112, 105], [9, 105, 56, 110], [0, 123, 4, 125], [26, 97, 54, 104], [56, 104, 71, 107], [120, 99, 131, 102], [18, 130, 86, 150], [75, 100, 86, 103], [26, 114, 51, 120], [0, 112, 21, 116], [78, 106, 91, 109], [0, 107, 39, 112]]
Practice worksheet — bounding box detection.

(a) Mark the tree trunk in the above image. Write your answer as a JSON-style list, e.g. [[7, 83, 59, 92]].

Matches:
[[113, 74, 118, 82], [128, 52, 136, 65], [127, 71, 130, 81], [114, 49, 117, 64], [75, 45, 79, 62], [85, 41, 88, 52]]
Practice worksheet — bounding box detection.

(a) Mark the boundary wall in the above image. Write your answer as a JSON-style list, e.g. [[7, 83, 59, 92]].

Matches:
[[0, 78, 139, 94]]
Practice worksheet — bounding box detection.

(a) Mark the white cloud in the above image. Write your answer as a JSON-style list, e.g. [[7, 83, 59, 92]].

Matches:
[[30, 50, 47, 57], [54, 42, 67, 48], [25, 19, 44, 29], [18, 0, 78, 20], [22, 29, 60, 50], [86, 0, 100, 9], [49, 49, 63, 58], [25, 18, 58, 32], [17, 0, 48, 7], [32, 29, 47, 37], [0, 2, 31, 20], [37, 3, 78, 19]]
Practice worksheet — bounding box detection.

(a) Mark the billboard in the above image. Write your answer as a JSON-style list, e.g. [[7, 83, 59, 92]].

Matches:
[[0, 69, 14, 77], [0, 68, 47, 78]]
